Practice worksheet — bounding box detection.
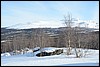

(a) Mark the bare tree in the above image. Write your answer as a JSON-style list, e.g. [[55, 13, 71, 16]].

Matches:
[[61, 13, 76, 55], [74, 23, 83, 58]]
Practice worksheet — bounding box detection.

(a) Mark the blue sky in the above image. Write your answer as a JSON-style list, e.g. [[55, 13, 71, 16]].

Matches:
[[1, 1, 99, 28]]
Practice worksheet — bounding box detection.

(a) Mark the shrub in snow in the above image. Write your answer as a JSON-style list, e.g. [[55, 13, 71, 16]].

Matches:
[[21, 47, 30, 54], [66, 47, 72, 55], [77, 49, 83, 58], [24, 47, 30, 51], [12, 50, 22, 55]]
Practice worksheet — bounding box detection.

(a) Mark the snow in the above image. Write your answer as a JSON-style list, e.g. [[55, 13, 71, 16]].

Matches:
[[1, 52, 11, 57], [33, 47, 40, 51], [6, 20, 99, 29], [41, 47, 61, 52], [1, 40, 7, 43], [7, 20, 64, 29], [1, 47, 99, 66]]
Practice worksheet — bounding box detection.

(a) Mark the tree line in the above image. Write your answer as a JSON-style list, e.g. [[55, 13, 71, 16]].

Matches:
[[1, 27, 99, 53]]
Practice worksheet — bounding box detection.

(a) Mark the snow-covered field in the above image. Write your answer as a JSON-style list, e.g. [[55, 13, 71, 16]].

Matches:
[[1, 47, 99, 66]]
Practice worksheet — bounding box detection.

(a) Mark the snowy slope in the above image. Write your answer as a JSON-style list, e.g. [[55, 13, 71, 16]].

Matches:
[[6, 19, 99, 29], [6, 20, 64, 29], [1, 47, 99, 66]]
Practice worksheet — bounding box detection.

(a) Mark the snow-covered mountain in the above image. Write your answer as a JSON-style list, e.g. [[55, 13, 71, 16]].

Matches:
[[6, 20, 64, 29], [5, 20, 99, 30]]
